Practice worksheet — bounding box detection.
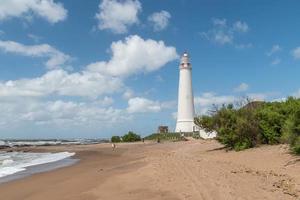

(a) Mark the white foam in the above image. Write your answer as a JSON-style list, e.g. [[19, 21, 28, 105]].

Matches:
[[0, 152, 75, 178], [0, 167, 25, 178], [2, 159, 14, 165]]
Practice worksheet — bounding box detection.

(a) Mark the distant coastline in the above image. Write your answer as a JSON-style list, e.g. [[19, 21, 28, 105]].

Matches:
[[0, 139, 109, 149]]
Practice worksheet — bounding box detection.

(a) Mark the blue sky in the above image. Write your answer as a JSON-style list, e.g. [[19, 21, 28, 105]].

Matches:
[[0, 0, 300, 139]]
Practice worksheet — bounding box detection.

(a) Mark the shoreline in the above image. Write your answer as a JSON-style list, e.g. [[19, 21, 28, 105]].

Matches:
[[0, 140, 299, 200]]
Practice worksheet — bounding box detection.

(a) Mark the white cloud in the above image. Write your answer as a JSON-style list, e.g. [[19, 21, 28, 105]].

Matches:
[[0, 35, 177, 99], [122, 88, 134, 99], [0, 34, 178, 133], [234, 83, 249, 92], [148, 10, 171, 31], [0, 0, 67, 23], [283, 88, 300, 99], [201, 18, 249, 45], [292, 47, 300, 60], [267, 45, 281, 56], [0, 99, 127, 127], [271, 97, 287, 102], [127, 97, 161, 113], [93, 96, 115, 107], [246, 93, 270, 101], [233, 21, 249, 33], [194, 91, 274, 115], [28, 33, 42, 43], [194, 92, 237, 115], [212, 18, 227, 27], [293, 89, 300, 98], [214, 31, 233, 45], [161, 100, 176, 109], [87, 35, 178, 77], [95, 0, 141, 34], [0, 69, 123, 98], [195, 92, 236, 107], [0, 40, 71, 69], [271, 58, 281, 65], [126, 97, 175, 113]]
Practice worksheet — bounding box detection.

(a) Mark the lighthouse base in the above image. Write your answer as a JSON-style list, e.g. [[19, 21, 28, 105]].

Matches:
[[175, 120, 217, 139], [175, 120, 196, 133]]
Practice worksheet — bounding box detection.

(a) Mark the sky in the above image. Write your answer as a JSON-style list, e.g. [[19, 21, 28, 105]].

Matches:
[[0, 0, 300, 139]]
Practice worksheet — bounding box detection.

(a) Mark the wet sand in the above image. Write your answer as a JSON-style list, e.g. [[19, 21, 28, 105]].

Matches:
[[0, 140, 299, 200]]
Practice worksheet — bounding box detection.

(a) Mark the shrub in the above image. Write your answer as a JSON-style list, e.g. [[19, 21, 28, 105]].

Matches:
[[122, 131, 141, 142], [217, 105, 259, 150], [111, 136, 121, 143], [144, 133, 183, 141], [196, 101, 280, 151], [195, 115, 216, 132], [292, 137, 300, 154], [195, 97, 300, 153], [282, 110, 300, 154], [256, 105, 285, 144]]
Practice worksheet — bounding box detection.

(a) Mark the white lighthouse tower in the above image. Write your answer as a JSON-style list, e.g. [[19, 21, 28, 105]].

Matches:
[[175, 52, 196, 133]]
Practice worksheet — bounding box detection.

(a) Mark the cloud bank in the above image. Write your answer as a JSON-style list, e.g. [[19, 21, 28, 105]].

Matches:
[[201, 18, 250, 46], [87, 35, 178, 77], [0, 0, 67, 23], [0, 40, 71, 69]]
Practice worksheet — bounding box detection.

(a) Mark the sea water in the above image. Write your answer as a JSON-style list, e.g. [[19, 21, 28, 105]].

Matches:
[[0, 151, 76, 181], [0, 139, 105, 148]]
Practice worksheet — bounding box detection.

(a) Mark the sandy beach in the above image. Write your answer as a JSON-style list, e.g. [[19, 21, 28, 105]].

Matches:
[[0, 140, 299, 200]]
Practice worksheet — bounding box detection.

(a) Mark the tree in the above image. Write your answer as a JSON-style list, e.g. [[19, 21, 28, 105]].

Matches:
[[122, 131, 141, 142], [111, 136, 121, 143]]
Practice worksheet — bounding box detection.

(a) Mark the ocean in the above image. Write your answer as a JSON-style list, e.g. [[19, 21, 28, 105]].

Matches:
[[0, 151, 76, 182], [0, 139, 107, 148], [0, 139, 107, 183]]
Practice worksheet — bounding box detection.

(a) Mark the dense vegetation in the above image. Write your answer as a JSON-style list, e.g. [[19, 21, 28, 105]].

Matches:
[[195, 97, 300, 154], [144, 132, 185, 142], [111, 136, 121, 143], [122, 131, 141, 142], [111, 131, 141, 143]]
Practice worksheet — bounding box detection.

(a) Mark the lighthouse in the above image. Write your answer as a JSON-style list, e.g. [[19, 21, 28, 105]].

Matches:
[[175, 52, 196, 133]]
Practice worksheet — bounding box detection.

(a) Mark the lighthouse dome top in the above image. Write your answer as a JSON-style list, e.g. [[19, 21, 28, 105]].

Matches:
[[183, 52, 189, 57], [180, 52, 191, 68]]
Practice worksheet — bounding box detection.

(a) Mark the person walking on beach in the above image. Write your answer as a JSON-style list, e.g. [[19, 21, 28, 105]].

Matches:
[[111, 143, 116, 151]]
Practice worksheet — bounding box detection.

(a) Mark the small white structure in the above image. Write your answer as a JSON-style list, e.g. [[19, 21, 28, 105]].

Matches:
[[175, 52, 216, 139], [199, 129, 217, 139]]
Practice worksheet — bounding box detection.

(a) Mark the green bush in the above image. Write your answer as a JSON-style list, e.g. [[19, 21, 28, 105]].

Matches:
[[195, 115, 216, 132], [292, 137, 300, 154], [111, 136, 121, 143], [256, 105, 284, 144], [212, 104, 259, 150], [195, 98, 300, 153], [282, 110, 300, 154], [144, 132, 183, 141], [122, 131, 141, 142]]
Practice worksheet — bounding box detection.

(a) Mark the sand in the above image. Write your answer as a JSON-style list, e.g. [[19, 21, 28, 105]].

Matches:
[[0, 140, 299, 200]]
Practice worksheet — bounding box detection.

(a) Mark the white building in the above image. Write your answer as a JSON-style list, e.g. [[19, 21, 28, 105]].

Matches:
[[175, 52, 216, 139], [175, 52, 196, 133]]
